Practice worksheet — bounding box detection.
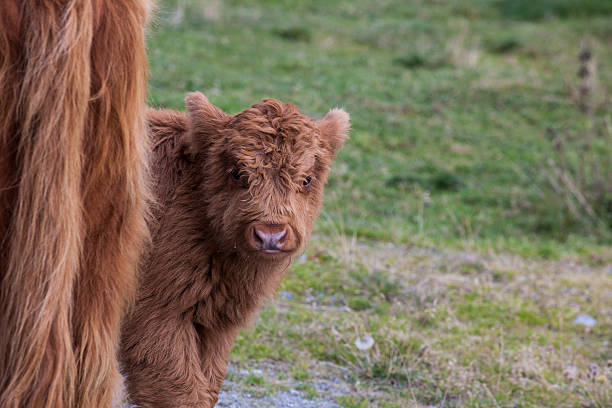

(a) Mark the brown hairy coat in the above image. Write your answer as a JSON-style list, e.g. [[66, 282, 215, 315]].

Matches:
[[0, 1, 151, 407], [120, 93, 349, 407]]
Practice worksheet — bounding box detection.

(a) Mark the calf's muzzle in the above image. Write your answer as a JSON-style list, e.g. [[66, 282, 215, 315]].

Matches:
[[248, 223, 295, 253]]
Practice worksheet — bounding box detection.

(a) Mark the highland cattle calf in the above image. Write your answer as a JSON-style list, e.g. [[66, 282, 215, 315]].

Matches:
[[120, 92, 349, 407]]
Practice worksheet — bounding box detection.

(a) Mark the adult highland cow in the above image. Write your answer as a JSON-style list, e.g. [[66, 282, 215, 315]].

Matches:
[[0, 1, 151, 407], [120, 92, 349, 407]]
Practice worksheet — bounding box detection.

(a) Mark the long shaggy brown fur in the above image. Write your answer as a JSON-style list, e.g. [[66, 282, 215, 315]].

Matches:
[[120, 93, 349, 407], [0, 1, 151, 407]]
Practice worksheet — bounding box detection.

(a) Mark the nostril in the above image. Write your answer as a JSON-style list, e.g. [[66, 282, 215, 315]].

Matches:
[[250, 224, 291, 251], [274, 229, 287, 246], [253, 227, 265, 247]]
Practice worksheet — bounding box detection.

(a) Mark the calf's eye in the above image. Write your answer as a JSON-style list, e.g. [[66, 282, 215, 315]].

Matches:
[[303, 176, 312, 186], [231, 168, 241, 181]]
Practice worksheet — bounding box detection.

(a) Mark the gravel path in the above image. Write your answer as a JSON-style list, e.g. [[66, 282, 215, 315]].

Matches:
[[217, 389, 340, 408], [216, 361, 351, 408]]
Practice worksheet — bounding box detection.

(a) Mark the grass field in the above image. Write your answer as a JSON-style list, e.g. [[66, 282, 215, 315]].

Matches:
[[148, 1, 611, 406]]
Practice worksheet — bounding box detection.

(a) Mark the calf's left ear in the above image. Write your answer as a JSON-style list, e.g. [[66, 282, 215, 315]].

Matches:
[[316, 108, 350, 158]]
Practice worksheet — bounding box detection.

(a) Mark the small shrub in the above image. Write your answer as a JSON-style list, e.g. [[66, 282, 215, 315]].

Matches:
[[486, 36, 522, 54], [393, 53, 447, 70], [244, 374, 264, 386], [273, 27, 312, 42], [394, 53, 426, 68], [348, 296, 371, 311], [431, 170, 464, 192], [538, 42, 612, 237], [386, 164, 464, 192], [494, 0, 612, 21]]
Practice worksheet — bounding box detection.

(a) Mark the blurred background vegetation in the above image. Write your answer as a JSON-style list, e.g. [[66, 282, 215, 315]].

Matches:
[[148, 1, 611, 406], [149, 0, 612, 259]]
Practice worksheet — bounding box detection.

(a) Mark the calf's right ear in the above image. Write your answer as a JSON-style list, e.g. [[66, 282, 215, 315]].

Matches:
[[183, 92, 227, 153], [317, 108, 350, 158]]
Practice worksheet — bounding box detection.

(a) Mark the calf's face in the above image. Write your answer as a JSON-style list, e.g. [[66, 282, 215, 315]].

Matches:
[[184, 92, 349, 261]]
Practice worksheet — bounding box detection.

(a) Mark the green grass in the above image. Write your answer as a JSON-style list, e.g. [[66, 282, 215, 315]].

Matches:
[[149, 0, 612, 259], [148, 1, 612, 406]]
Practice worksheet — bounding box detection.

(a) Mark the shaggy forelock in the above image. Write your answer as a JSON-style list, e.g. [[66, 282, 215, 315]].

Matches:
[[223, 98, 319, 195]]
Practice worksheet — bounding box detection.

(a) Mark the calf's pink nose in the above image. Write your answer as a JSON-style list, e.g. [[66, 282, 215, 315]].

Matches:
[[250, 224, 288, 251]]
